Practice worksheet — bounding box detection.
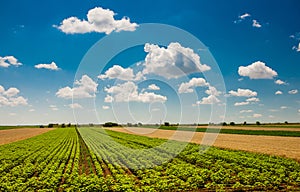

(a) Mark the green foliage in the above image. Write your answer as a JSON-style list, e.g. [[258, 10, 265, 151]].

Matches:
[[0, 127, 299, 191]]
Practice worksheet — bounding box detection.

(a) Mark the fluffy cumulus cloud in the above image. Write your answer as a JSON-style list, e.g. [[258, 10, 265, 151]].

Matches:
[[275, 79, 286, 85], [54, 7, 138, 34], [178, 78, 209, 93], [275, 91, 283, 95], [288, 89, 298, 94], [35, 62, 60, 71], [69, 103, 83, 109], [205, 86, 221, 96], [143, 42, 211, 79], [56, 75, 98, 99], [104, 81, 166, 103], [229, 88, 257, 97], [147, 84, 160, 90], [98, 65, 138, 81], [280, 106, 288, 109], [298, 109, 300, 113], [196, 95, 220, 105], [246, 97, 260, 102], [0, 56, 22, 68], [238, 61, 277, 79], [252, 20, 262, 28], [234, 101, 249, 106], [0, 85, 28, 107]]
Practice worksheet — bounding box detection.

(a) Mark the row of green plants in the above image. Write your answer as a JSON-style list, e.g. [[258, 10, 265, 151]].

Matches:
[[0, 127, 299, 191], [78, 128, 300, 191]]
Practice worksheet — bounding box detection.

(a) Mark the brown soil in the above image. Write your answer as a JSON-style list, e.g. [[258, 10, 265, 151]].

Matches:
[[0, 128, 54, 145], [107, 127, 300, 161]]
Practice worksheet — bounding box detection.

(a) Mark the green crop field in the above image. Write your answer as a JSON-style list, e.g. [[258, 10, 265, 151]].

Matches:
[[0, 127, 299, 191]]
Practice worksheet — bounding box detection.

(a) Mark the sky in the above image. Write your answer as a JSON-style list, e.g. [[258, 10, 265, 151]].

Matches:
[[0, 0, 300, 125]]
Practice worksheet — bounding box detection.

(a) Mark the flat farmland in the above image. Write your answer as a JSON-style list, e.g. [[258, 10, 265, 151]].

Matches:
[[0, 128, 54, 145], [107, 127, 300, 161]]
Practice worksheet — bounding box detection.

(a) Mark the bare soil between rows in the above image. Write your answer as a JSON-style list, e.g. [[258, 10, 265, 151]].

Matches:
[[0, 128, 54, 145], [107, 127, 300, 161]]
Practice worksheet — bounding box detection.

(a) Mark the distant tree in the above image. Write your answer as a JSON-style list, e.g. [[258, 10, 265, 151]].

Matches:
[[103, 122, 118, 127], [67, 123, 71, 127], [39, 125, 44, 128], [284, 121, 288, 124], [138, 122, 143, 127], [222, 122, 227, 126], [230, 122, 235, 126], [127, 123, 132, 127], [256, 121, 261, 125], [48, 123, 54, 128], [164, 122, 170, 126], [89, 123, 94, 127], [61, 123, 66, 128], [243, 121, 247, 125]]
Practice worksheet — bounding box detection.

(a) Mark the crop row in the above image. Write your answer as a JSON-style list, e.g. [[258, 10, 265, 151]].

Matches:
[[0, 127, 299, 191], [78, 127, 300, 191]]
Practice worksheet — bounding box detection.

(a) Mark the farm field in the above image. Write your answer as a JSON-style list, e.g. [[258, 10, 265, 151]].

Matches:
[[108, 127, 300, 161], [0, 127, 299, 191], [0, 128, 54, 145]]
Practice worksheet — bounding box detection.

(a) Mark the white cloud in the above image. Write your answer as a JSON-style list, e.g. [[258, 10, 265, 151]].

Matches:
[[105, 81, 167, 103], [253, 113, 262, 118], [49, 105, 58, 111], [98, 65, 139, 81], [178, 78, 208, 93], [246, 97, 260, 102], [0, 56, 22, 68], [205, 86, 221, 96], [3, 87, 20, 97], [0, 85, 28, 107], [292, 42, 300, 52], [298, 109, 300, 113], [234, 101, 249, 106], [29, 109, 35, 112], [240, 110, 253, 113], [252, 20, 262, 28], [280, 106, 288, 109], [148, 84, 160, 90], [143, 42, 211, 79], [275, 91, 283, 95], [275, 79, 286, 85], [69, 103, 83, 109], [229, 88, 257, 97], [238, 61, 277, 79], [196, 95, 220, 105], [288, 89, 298, 94], [35, 62, 60, 71], [102, 105, 110, 110], [239, 13, 251, 19], [104, 95, 114, 103], [56, 75, 98, 99], [54, 7, 138, 34]]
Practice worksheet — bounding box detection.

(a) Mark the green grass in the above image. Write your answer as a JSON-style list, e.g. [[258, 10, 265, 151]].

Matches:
[[132, 125, 300, 137], [0, 126, 39, 130]]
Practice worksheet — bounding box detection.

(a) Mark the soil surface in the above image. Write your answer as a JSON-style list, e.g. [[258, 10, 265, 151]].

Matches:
[[0, 128, 54, 145], [107, 127, 300, 161]]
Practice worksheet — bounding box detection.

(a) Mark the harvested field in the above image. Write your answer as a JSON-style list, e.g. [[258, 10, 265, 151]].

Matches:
[[107, 127, 300, 161], [198, 126, 300, 132], [0, 128, 54, 145]]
